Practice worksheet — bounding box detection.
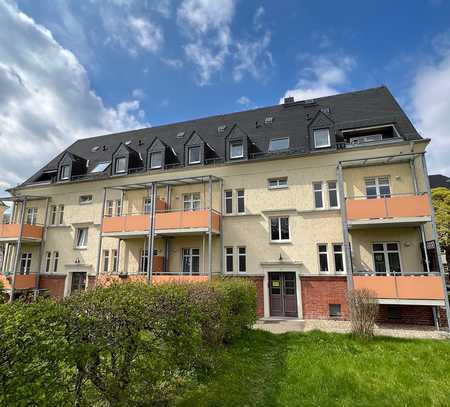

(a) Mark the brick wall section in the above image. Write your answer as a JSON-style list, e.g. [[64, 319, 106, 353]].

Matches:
[[377, 305, 448, 326], [301, 276, 349, 320], [39, 275, 66, 299]]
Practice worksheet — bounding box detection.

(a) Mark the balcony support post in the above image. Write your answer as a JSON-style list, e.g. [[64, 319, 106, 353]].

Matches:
[[208, 176, 212, 280], [146, 182, 157, 285], [95, 188, 108, 279], [116, 239, 121, 274], [35, 197, 50, 293], [337, 163, 353, 291], [10, 197, 27, 302], [421, 154, 450, 330]]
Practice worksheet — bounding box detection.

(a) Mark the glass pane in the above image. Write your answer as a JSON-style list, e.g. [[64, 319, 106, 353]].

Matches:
[[366, 185, 377, 199], [280, 217, 289, 240], [226, 255, 233, 272], [271, 218, 279, 240], [379, 185, 391, 197], [150, 152, 162, 168], [192, 256, 200, 275], [334, 253, 344, 272], [91, 162, 110, 173], [182, 256, 190, 274], [189, 146, 200, 163], [115, 157, 126, 173], [387, 243, 399, 251], [239, 255, 246, 272], [374, 253, 387, 274], [237, 194, 245, 213], [319, 253, 328, 272], [269, 137, 289, 151], [388, 252, 401, 275], [230, 142, 243, 158], [315, 191, 323, 208], [192, 249, 200, 255], [372, 243, 384, 252], [318, 244, 327, 253], [333, 244, 342, 252], [329, 190, 338, 207], [314, 129, 330, 148]]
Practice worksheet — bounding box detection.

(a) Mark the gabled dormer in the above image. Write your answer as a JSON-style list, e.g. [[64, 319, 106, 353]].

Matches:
[[225, 125, 250, 161], [184, 131, 205, 166], [111, 143, 142, 175], [57, 152, 87, 182], [307, 109, 335, 151], [146, 138, 167, 170]]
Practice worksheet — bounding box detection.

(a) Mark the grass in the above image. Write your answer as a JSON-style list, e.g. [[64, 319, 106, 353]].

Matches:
[[175, 329, 450, 407]]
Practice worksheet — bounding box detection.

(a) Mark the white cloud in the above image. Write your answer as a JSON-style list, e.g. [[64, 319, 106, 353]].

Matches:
[[161, 57, 184, 69], [279, 54, 355, 103], [237, 96, 251, 105], [410, 39, 450, 175], [0, 1, 148, 192], [128, 16, 163, 53], [233, 31, 272, 82], [131, 88, 145, 98], [177, 0, 235, 85], [253, 6, 264, 31]]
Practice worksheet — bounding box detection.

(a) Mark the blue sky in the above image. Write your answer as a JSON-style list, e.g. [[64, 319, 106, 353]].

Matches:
[[1, 0, 450, 194]]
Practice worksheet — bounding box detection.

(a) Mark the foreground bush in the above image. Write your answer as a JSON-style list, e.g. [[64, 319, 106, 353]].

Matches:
[[348, 288, 378, 338], [0, 279, 257, 406]]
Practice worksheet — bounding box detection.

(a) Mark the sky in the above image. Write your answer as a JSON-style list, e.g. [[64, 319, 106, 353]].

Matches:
[[1, 0, 450, 197]]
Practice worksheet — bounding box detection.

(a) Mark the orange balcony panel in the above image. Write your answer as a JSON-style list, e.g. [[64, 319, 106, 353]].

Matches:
[[10, 274, 37, 290], [353, 275, 444, 300], [346, 195, 431, 221], [0, 224, 43, 240]]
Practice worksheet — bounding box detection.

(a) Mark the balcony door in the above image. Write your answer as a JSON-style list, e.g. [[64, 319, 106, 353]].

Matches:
[[182, 248, 200, 275], [70, 272, 87, 294], [372, 243, 402, 275]]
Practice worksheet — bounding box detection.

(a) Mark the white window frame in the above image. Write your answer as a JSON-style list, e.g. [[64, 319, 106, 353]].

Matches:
[[102, 249, 110, 273], [149, 151, 163, 169], [188, 146, 201, 164], [332, 243, 345, 273], [26, 207, 38, 225], [237, 190, 245, 214], [106, 200, 114, 217], [269, 137, 290, 152], [49, 205, 64, 225], [143, 198, 152, 214], [270, 216, 290, 242], [230, 141, 244, 159], [182, 248, 200, 275], [365, 176, 391, 199], [45, 251, 52, 273], [327, 181, 339, 208], [372, 242, 402, 275], [111, 249, 118, 273], [53, 251, 59, 273], [114, 157, 127, 174], [60, 165, 70, 180], [75, 228, 88, 249], [140, 249, 148, 273], [224, 190, 233, 214], [115, 199, 122, 216], [318, 243, 329, 273], [313, 182, 324, 209], [58, 205, 64, 225], [225, 247, 234, 272], [238, 246, 246, 272], [20, 252, 32, 275], [268, 177, 288, 190], [313, 128, 331, 149], [183, 193, 201, 211]]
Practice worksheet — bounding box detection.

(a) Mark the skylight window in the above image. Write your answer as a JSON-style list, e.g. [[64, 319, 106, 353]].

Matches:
[[269, 137, 289, 152], [91, 162, 111, 173], [91, 146, 100, 152], [176, 132, 185, 139], [218, 125, 227, 133], [264, 117, 273, 124], [125, 140, 132, 145]]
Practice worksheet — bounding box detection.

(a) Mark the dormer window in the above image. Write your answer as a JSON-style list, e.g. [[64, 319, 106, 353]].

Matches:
[[60, 165, 70, 180], [114, 157, 127, 174], [149, 151, 163, 169], [269, 137, 289, 152], [230, 141, 244, 159], [313, 128, 331, 149], [188, 146, 201, 164]]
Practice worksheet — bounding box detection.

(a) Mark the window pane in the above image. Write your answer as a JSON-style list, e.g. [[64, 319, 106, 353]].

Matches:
[[313, 182, 323, 208], [387, 243, 399, 251], [271, 218, 279, 240], [188, 146, 201, 163], [379, 185, 391, 197], [334, 252, 344, 272], [225, 191, 233, 214], [388, 252, 401, 275], [280, 217, 290, 240], [372, 243, 384, 252], [226, 248, 233, 272], [329, 189, 338, 207], [314, 129, 330, 148], [61, 165, 70, 180], [237, 190, 245, 213], [366, 186, 377, 199], [319, 253, 328, 272], [115, 157, 126, 173], [230, 142, 243, 158], [269, 137, 289, 151], [191, 256, 200, 275], [374, 252, 387, 274], [319, 244, 327, 253], [150, 152, 162, 168], [91, 162, 110, 173]]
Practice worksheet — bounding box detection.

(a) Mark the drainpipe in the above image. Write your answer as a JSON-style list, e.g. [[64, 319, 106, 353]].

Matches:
[[421, 154, 450, 330], [10, 197, 27, 302]]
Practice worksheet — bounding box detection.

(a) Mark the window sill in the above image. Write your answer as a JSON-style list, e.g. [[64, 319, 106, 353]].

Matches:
[[74, 247, 88, 251], [268, 186, 288, 190], [269, 240, 292, 245]]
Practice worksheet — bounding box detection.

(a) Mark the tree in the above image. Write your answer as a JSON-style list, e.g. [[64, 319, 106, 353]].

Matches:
[[431, 187, 450, 254]]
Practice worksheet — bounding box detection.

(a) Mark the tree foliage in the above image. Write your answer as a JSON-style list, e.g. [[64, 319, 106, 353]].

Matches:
[[432, 187, 450, 249]]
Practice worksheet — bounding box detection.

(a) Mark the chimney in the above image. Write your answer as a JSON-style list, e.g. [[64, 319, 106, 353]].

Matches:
[[284, 96, 295, 104]]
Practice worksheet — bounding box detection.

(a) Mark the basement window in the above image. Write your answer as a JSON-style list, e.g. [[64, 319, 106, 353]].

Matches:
[[329, 304, 341, 317]]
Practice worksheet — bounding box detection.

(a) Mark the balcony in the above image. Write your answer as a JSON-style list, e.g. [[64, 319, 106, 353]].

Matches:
[[353, 273, 445, 305], [101, 209, 221, 237], [0, 274, 37, 290], [346, 194, 431, 228], [0, 223, 44, 242]]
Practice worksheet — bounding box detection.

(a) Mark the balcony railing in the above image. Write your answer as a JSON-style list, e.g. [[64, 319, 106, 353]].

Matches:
[[102, 209, 221, 235], [346, 193, 431, 222], [352, 272, 445, 301], [0, 223, 44, 240]]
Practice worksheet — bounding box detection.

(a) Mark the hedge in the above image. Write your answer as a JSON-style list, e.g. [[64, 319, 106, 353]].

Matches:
[[0, 279, 257, 406]]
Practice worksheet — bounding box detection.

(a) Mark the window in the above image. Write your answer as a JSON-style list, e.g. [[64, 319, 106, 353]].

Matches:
[[269, 137, 289, 151], [49, 205, 64, 225], [387, 306, 401, 321], [58, 205, 64, 225], [270, 217, 290, 242], [143, 198, 152, 214], [329, 304, 341, 317], [114, 157, 126, 174], [225, 247, 234, 272], [318, 244, 329, 272], [182, 248, 200, 275], [230, 141, 244, 159], [26, 208, 38, 225], [60, 165, 70, 180], [53, 251, 59, 273], [225, 191, 233, 214], [365, 177, 391, 199], [102, 249, 110, 273], [115, 199, 122, 216], [45, 251, 52, 273], [75, 228, 88, 249], [79, 195, 93, 205], [237, 190, 245, 214], [111, 249, 118, 272], [372, 242, 401, 275], [313, 182, 323, 209], [333, 244, 345, 273], [268, 177, 288, 189], [50, 205, 57, 225], [183, 193, 201, 211], [91, 162, 110, 173], [313, 128, 331, 148], [327, 181, 339, 208], [188, 146, 201, 164], [140, 250, 148, 273], [238, 247, 246, 272], [150, 151, 163, 169], [106, 200, 114, 217], [70, 272, 86, 294], [20, 252, 32, 275]]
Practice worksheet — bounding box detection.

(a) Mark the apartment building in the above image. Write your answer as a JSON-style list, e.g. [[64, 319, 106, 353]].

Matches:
[[1, 86, 448, 327]]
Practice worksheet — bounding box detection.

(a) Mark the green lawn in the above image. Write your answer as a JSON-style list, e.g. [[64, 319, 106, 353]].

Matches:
[[175, 329, 450, 407]]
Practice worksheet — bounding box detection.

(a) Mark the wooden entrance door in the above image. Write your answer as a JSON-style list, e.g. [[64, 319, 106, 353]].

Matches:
[[269, 272, 298, 317]]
